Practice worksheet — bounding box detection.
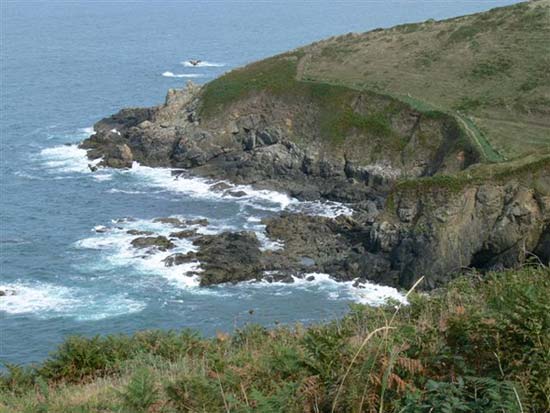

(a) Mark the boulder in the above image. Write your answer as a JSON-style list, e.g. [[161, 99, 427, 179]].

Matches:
[[153, 217, 186, 226], [131, 236, 175, 251], [127, 229, 154, 236], [163, 252, 196, 267], [169, 229, 198, 239], [193, 232, 263, 286]]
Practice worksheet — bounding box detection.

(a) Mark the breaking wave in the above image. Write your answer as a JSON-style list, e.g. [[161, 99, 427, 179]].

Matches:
[[0, 282, 145, 321], [181, 60, 225, 67], [162, 71, 204, 78]]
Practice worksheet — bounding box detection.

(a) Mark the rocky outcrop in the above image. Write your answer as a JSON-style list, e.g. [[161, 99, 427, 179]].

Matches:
[[370, 175, 550, 289], [192, 232, 264, 286], [80, 80, 550, 290], [131, 236, 175, 251], [80, 81, 478, 205]]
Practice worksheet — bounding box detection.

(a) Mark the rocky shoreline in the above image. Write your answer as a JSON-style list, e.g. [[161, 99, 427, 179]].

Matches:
[[79, 81, 550, 290]]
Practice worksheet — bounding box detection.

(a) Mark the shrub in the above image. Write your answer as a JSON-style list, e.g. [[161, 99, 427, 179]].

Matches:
[[118, 368, 159, 413]]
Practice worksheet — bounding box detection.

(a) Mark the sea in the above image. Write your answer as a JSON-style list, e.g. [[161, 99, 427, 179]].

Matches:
[[0, 0, 519, 365]]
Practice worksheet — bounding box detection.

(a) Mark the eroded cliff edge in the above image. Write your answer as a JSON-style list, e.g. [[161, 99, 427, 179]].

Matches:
[[80, 1, 550, 289]]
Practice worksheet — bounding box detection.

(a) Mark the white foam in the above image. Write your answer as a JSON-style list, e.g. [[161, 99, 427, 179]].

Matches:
[[38, 141, 351, 218], [0, 282, 145, 320], [76, 219, 202, 289], [74, 294, 146, 321], [122, 163, 351, 217], [39, 144, 101, 174], [162, 71, 204, 78], [0, 283, 78, 315], [291, 200, 354, 218], [125, 163, 295, 210], [39, 144, 90, 173], [92, 173, 113, 181], [79, 126, 95, 136], [248, 272, 406, 306], [349, 278, 407, 306], [107, 188, 147, 195], [181, 61, 225, 67]]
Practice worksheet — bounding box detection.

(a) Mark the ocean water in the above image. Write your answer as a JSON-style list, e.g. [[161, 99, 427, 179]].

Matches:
[[0, 0, 519, 365]]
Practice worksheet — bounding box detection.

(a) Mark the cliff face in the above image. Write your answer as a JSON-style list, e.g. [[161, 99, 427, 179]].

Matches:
[[82, 79, 478, 203], [80, 83, 550, 289], [373, 164, 550, 288], [80, 1, 550, 290]]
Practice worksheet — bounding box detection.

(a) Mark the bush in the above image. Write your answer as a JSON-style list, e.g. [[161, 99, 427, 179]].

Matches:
[[2, 266, 549, 412], [118, 368, 159, 413]]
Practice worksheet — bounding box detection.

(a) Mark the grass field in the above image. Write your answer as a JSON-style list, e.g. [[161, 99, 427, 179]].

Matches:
[[296, 0, 550, 160]]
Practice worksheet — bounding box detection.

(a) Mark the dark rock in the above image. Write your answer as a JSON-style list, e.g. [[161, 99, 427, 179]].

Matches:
[[114, 217, 137, 223], [225, 190, 248, 198], [163, 252, 196, 267], [169, 229, 198, 239], [264, 272, 295, 283], [131, 236, 175, 251], [153, 217, 185, 226], [210, 182, 233, 192], [192, 232, 263, 286], [127, 229, 154, 236], [306, 275, 316, 282], [186, 218, 208, 226]]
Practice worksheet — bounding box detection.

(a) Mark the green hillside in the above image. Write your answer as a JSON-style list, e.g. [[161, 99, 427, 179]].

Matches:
[[201, 0, 550, 162]]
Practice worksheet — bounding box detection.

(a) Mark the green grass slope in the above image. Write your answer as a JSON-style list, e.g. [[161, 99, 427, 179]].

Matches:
[[200, 0, 549, 165], [2, 266, 549, 412], [298, 0, 550, 161]]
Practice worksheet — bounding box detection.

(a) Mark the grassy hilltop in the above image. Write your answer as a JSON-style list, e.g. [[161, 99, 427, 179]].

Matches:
[[201, 0, 549, 163]]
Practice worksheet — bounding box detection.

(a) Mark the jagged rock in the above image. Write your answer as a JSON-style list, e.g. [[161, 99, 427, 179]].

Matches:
[[186, 218, 208, 226], [210, 182, 233, 192], [192, 232, 263, 286], [153, 217, 185, 226], [225, 190, 248, 198], [169, 229, 198, 239], [127, 229, 154, 236], [163, 252, 196, 267], [0, 289, 16, 297], [131, 236, 175, 251], [77, 49, 550, 290]]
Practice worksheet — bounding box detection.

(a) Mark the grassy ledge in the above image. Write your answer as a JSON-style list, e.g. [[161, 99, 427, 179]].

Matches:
[[1, 266, 549, 412]]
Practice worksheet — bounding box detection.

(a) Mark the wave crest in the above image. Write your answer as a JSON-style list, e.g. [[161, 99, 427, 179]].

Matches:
[[181, 61, 225, 67], [162, 71, 204, 78]]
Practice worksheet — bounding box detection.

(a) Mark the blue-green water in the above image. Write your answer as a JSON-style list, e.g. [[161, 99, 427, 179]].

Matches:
[[0, 0, 519, 365]]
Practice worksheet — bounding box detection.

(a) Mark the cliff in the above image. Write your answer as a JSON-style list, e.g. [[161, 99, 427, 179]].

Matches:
[[80, 0, 550, 289]]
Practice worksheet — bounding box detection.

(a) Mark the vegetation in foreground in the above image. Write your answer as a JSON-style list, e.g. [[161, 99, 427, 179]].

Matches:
[[1, 266, 549, 412]]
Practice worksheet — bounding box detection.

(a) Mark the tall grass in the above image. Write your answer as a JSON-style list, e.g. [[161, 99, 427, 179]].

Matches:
[[1, 266, 548, 412]]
